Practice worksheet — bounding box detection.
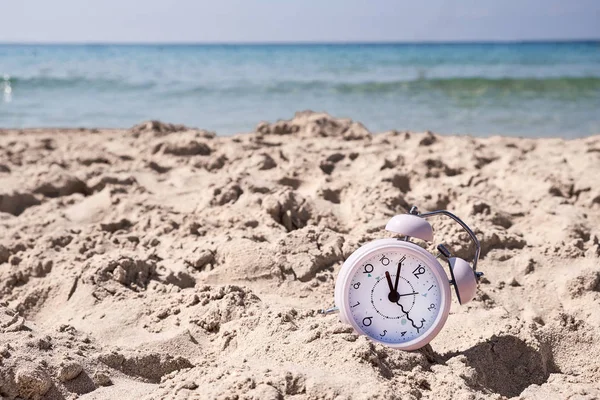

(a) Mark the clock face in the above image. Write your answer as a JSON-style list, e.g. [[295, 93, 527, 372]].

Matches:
[[346, 247, 445, 345]]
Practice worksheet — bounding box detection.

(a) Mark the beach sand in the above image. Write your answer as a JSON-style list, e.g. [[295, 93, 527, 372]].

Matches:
[[1, 111, 599, 399]]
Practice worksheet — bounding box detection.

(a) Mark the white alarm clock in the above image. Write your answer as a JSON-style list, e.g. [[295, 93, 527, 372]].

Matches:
[[324, 206, 483, 350]]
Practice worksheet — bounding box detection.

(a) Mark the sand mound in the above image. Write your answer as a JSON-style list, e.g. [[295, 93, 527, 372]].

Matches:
[[1, 112, 599, 399]]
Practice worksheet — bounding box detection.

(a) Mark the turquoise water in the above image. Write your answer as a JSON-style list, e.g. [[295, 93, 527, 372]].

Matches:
[[1, 42, 599, 137]]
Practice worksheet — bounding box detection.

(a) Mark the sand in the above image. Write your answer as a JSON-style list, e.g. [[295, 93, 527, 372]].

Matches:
[[1, 111, 599, 400]]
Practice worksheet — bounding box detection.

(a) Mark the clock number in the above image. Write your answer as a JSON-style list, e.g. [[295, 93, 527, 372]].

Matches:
[[428, 304, 436, 311], [412, 265, 425, 279], [351, 301, 360, 308], [379, 255, 390, 266], [400, 331, 407, 337], [415, 318, 426, 333], [428, 284, 435, 291], [363, 264, 374, 274], [353, 282, 361, 289], [380, 330, 387, 337], [362, 317, 373, 327]]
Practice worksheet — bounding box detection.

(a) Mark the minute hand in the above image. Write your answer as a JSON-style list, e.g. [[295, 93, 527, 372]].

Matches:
[[393, 259, 403, 292]]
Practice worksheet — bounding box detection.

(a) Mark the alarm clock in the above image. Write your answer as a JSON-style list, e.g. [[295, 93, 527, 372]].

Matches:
[[325, 206, 483, 350]]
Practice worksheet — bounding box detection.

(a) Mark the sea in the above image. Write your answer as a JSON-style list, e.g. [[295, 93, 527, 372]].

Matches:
[[1, 42, 599, 137]]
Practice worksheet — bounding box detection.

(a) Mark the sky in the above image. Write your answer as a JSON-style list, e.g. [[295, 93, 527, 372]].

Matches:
[[1, 0, 599, 43]]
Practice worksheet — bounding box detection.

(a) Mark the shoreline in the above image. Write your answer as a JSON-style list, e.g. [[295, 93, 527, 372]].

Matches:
[[2, 124, 599, 142]]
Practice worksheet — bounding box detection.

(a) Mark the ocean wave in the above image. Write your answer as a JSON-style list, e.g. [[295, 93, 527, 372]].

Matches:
[[4, 75, 155, 91], [4, 75, 600, 98], [332, 76, 600, 95], [195, 76, 600, 97]]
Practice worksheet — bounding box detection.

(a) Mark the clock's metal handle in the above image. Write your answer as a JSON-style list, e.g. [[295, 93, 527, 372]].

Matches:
[[409, 206, 481, 273]]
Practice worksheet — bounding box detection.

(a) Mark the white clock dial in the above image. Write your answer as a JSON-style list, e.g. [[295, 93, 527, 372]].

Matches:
[[346, 249, 444, 345]]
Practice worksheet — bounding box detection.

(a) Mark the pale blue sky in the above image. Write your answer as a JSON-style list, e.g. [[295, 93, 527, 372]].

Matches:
[[1, 0, 599, 43]]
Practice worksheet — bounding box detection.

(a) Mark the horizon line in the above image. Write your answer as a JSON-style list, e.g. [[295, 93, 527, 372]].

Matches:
[[1, 38, 599, 46]]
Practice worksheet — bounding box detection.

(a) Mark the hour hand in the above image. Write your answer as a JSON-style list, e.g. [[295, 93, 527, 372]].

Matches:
[[385, 271, 400, 303], [384, 271, 395, 293]]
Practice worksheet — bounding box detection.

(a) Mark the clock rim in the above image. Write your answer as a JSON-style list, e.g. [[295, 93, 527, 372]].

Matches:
[[335, 238, 451, 350]]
